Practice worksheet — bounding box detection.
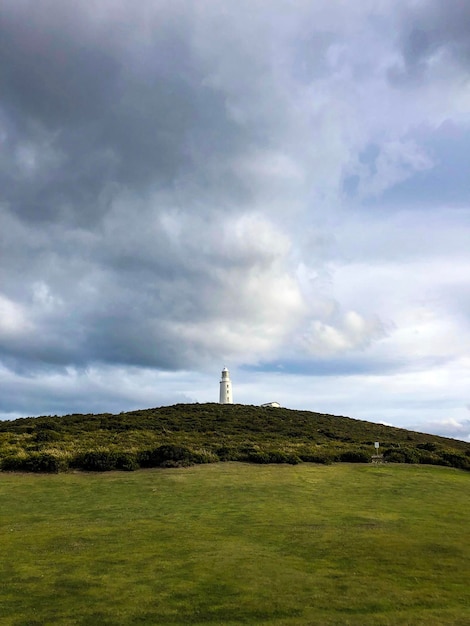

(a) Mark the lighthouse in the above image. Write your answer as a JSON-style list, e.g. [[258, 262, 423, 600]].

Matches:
[[219, 367, 233, 404]]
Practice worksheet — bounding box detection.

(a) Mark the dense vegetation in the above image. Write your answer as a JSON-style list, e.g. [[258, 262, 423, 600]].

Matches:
[[0, 403, 469, 473]]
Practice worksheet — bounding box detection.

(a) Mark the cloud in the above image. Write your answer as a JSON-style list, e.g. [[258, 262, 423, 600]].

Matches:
[[302, 310, 385, 357], [0, 295, 31, 337], [1, 1, 470, 441], [410, 418, 470, 443], [0, 362, 196, 420], [351, 139, 434, 200], [396, 1, 470, 79]]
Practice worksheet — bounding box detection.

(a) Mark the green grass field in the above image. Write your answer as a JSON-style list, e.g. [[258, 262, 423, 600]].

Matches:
[[0, 463, 468, 625]]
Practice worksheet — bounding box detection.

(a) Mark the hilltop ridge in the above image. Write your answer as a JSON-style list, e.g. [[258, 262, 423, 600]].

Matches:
[[1, 403, 469, 472]]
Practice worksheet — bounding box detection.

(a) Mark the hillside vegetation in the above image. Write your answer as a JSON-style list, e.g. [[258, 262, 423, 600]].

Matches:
[[0, 403, 469, 473]]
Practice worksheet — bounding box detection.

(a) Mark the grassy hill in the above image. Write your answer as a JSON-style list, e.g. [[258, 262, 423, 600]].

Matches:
[[1, 403, 469, 473]]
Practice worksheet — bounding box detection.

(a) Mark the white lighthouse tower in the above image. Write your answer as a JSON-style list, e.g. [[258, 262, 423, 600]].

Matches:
[[219, 367, 233, 404]]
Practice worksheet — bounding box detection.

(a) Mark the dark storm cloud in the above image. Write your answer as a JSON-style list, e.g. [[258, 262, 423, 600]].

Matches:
[[0, 2, 121, 225], [0, 1, 251, 227], [392, 1, 470, 83], [419, 1, 470, 67], [0, 4, 119, 126], [2, 0, 470, 437], [1, 0, 295, 375]]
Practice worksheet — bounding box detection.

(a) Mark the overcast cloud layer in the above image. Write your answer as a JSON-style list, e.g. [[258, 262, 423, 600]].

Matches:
[[1, 0, 470, 440]]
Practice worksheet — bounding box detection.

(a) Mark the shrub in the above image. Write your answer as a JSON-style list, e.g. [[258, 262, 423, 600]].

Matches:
[[1, 452, 66, 473], [191, 448, 219, 464], [35, 429, 61, 443], [115, 452, 139, 471], [71, 450, 141, 472], [383, 447, 419, 464], [417, 453, 442, 467], [417, 442, 438, 452], [339, 450, 370, 463], [215, 445, 239, 461], [245, 451, 269, 464], [298, 452, 335, 464], [246, 450, 300, 465], [73, 450, 120, 472], [137, 444, 197, 468], [439, 451, 469, 470], [1, 455, 27, 472]]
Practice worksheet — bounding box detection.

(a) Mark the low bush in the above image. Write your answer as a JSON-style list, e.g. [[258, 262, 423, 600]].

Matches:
[[35, 429, 61, 443], [417, 453, 442, 466], [439, 451, 469, 470], [115, 452, 139, 471], [417, 442, 438, 452], [215, 445, 239, 461], [246, 450, 300, 465], [191, 448, 219, 464], [1, 452, 66, 473], [298, 451, 337, 464], [138, 444, 197, 468], [73, 450, 120, 472], [383, 447, 420, 464], [339, 450, 370, 463]]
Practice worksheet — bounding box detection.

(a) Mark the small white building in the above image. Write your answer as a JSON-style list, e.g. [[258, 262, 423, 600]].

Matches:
[[219, 367, 233, 404], [261, 402, 281, 408]]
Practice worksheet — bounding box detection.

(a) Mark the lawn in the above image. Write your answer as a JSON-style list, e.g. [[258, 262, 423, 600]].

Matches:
[[0, 463, 468, 625]]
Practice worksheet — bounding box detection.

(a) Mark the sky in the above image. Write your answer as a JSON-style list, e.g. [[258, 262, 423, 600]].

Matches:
[[1, 0, 470, 441]]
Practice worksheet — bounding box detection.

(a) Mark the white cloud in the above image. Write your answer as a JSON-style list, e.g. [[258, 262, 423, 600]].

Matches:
[[355, 140, 434, 199], [302, 311, 384, 356], [412, 417, 470, 442], [0, 295, 32, 337]]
